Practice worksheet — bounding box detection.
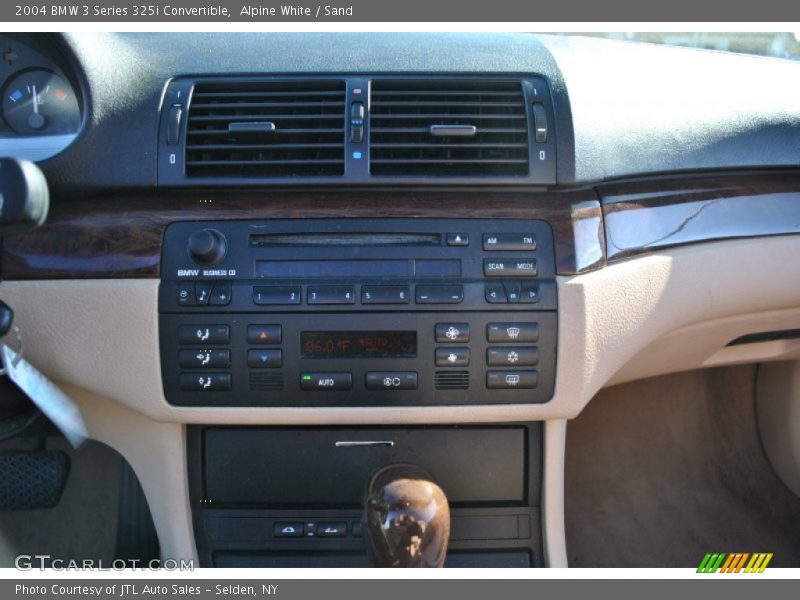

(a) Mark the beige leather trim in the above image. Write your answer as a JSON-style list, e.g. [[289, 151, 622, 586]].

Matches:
[[756, 361, 800, 497], [606, 308, 800, 387], [542, 419, 568, 567], [57, 384, 197, 561], [559, 236, 800, 415]]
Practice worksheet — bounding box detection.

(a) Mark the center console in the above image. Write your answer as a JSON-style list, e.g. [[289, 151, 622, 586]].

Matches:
[[158, 218, 557, 407], [159, 217, 556, 567]]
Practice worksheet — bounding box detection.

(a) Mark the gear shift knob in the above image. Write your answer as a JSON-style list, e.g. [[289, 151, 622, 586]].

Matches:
[[363, 464, 450, 568]]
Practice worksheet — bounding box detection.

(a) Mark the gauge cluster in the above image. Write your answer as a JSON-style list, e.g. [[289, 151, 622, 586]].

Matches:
[[0, 34, 83, 161]]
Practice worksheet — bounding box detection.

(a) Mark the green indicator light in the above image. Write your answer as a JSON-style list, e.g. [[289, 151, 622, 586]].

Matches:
[[302, 375, 312, 381]]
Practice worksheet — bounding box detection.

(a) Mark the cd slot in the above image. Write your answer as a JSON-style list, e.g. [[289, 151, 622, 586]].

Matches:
[[250, 232, 441, 247], [254, 259, 461, 278]]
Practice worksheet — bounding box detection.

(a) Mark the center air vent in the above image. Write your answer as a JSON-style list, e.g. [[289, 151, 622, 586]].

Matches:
[[185, 80, 346, 177], [370, 80, 529, 177]]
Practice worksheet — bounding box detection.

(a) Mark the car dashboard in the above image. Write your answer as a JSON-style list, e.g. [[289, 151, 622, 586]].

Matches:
[[1, 31, 799, 569]]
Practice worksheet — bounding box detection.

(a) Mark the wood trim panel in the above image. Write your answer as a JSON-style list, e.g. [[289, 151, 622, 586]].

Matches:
[[1, 190, 604, 279], [601, 172, 800, 261]]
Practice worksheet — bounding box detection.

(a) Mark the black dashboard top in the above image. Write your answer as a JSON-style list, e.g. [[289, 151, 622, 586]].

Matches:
[[7, 32, 800, 193]]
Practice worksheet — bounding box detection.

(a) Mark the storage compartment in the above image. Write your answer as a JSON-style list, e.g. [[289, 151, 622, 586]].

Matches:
[[203, 426, 527, 505]]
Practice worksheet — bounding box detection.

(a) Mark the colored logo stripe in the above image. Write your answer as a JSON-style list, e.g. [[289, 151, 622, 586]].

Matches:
[[697, 553, 773, 573]]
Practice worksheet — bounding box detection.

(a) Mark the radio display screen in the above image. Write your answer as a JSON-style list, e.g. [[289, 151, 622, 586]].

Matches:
[[301, 331, 417, 358]]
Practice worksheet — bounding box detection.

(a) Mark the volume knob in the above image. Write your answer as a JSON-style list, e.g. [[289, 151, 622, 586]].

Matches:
[[187, 229, 227, 266]]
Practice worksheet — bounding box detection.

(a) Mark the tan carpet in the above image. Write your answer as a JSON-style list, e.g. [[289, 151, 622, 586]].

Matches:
[[566, 365, 800, 567]]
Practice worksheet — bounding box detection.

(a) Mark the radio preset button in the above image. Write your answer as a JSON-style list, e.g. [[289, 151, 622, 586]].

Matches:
[[483, 233, 536, 251], [365, 372, 418, 390], [487, 347, 539, 367], [415, 285, 463, 304], [446, 233, 469, 246], [483, 259, 537, 277], [487, 323, 539, 343], [435, 323, 470, 343], [300, 372, 353, 391], [361, 285, 410, 304], [247, 349, 283, 369], [179, 373, 231, 392], [435, 348, 470, 367], [307, 285, 355, 305], [247, 325, 282, 345], [253, 286, 301, 305], [178, 349, 231, 369], [178, 325, 230, 345], [486, 371, 538, 389]]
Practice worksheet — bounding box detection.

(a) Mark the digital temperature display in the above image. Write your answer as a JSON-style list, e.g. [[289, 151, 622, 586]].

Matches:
[[301, 331, 417, 358]]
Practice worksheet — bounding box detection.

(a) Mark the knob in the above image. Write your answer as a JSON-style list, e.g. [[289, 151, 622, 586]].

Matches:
[[187, 229, 227, 266], [363, 464, 450, 568]]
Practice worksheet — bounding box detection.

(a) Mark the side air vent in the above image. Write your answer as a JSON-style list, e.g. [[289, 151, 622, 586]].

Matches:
[[185, 80, 346, 177], [370, 80, 529, 177]]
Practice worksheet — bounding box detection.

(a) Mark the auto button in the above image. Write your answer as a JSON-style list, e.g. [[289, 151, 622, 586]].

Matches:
[[300, 372, 353, 391]]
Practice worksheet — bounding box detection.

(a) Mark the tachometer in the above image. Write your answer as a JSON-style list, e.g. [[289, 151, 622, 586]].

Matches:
[[2, 69, 81, 135]]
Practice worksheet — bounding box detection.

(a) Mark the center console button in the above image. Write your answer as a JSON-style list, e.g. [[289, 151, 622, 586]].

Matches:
[[486, 370, 538, 389], [485, 281, 507, 304], [178, 324, 229, 345], [483, 259, 537, 278], [209, 282, 232, 305], [435, 348, 470, 367], [274, 522, 303, 537], [178, 348, 231, 369], [177, 283, 195, 306], [487, 347, 539, 367], [503, 280, 521, 303], [435, 323, 470, 343], [486, 322, 539, 343], [247, 325, 282, 345], [307, 285, 355, 305], [300, 372, 352, 391], [483, 233, 536, 251], [195, 282, 213, 305], [316, 522, 348, 537], [361, 285, 411, 304], [415, 285, 463, 304], [253, 286, 301, 305], [179, 373, 231, 391], [519, 281, 539, 304], [247, 349, 283, 368], [446, 233, 469, 246], [365, 372, 418, 390]]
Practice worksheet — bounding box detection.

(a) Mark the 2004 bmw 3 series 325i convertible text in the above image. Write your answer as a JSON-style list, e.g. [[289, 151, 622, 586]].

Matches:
[[0, 31, 798, 569]]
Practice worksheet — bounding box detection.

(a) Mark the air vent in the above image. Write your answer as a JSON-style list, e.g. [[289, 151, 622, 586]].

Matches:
[[435, 371, 470, 390], [249, 373, 284, 392], [370, 80, 529, 177], [185, 80, 346, 177]]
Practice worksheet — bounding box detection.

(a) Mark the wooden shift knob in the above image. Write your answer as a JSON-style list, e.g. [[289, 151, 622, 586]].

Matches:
[[363, 464, 450, 568]]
